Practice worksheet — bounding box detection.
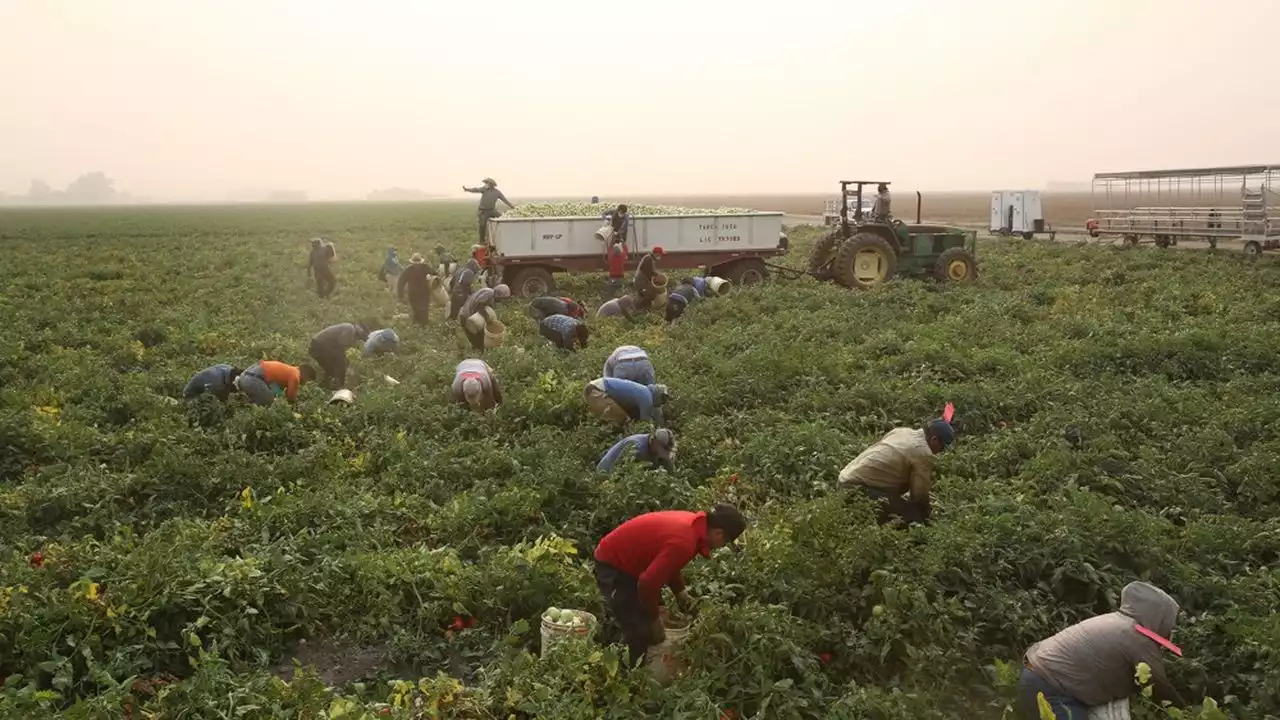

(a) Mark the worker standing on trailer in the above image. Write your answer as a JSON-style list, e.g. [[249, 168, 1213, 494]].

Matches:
[[584, 377, 669, 426], [306, 237, 338, 298], [397, 253, 437, 325], [838, 419, 953, 526], [235, 360, 316, 407], [603, 345, 656, 386], [538, 313, 590, 351], [602, 204, 632, 242], [596, 294, 638, 320], [593, 504, 747, 666], [871, 183, 891, 221], [450, 358, 503, 412], [462, 177, 515, 245], [597, 429, 676, 473], [1017, 581, 1188, 719], [457, 284, 511, 351], [634, 246, 666, 309], [307, 322, 370, 389], [526, 296, 587, 322], [183, 363, 243, 402]]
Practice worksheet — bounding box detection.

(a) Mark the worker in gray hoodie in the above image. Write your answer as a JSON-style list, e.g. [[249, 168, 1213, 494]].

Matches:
[[457, 284, 511, 351], [308, 322, 370, 389], [1018, 581, 1188, 719], [450, 358, 503, 412]]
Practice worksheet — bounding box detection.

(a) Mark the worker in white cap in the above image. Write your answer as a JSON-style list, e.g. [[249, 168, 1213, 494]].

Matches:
[[450, 358, 502, 412]]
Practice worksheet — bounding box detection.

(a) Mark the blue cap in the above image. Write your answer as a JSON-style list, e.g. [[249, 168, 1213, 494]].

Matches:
[[927, 419, 954, 448]]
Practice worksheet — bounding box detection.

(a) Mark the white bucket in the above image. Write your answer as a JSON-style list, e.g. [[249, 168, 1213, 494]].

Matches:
[[328, 389, 355, 405], [429, 278, 449, 308], [1088, 699, 1131, 720], [483, 320, 506, 349], [595, 225, 614, 243], [539, 610, 597, 657], [645, 613, 691, 683], [707, 277, 731, 296], [464, 312, 487, 334]]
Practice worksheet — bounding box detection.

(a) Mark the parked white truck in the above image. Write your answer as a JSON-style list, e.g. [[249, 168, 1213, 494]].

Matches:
[[484, 211, 789, 296]]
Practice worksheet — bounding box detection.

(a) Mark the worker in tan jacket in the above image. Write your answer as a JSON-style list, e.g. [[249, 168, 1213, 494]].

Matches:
[[838, 419, 953, 525]]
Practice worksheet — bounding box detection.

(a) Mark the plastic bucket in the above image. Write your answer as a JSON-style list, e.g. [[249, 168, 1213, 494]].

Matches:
[[483, 320, 506, 349], [652, 273, 668, 290], [430, 278, 449, 308], [645, 612, 691, 683], [540, 610, 598, 657], [707, 277, 731, 296], [328, 389, 355, 405], [464, 312, 487, 334], [595, 225, 614, 243], [1087, 699, 1131, 720]]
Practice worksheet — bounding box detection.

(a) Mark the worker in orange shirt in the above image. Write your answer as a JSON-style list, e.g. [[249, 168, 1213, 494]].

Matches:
[[235, 360, 317, 407]]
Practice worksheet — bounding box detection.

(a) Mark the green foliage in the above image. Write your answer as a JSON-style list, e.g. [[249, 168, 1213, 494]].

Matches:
[[1, 203, 1277, 717]]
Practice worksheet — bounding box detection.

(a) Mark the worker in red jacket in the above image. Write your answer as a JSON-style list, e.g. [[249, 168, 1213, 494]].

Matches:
[[593, 504, 748, 666]]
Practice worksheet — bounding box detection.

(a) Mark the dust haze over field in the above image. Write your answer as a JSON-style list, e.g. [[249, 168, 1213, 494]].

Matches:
[[2, 0, 1279, 203]]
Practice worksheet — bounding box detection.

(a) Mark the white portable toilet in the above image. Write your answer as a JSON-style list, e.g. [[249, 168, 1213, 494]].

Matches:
[[990, 190, 1046, 238]]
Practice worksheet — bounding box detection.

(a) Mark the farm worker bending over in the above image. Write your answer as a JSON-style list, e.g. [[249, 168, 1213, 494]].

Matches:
[[308, 323, 370, 389], [183, 364, 243, 402], [584, 377, 668, 427], [448, 257, 481, 320], [363, 328, 400, 358], [380, 247, 403, 292], [235, 360, 316, 407], [838, 419, 953, 526], [457, 284, 511, 351], [1017, 581, 1188, 719], [596, 294, 638, 320], [435, 244, 457, 277], [633, 246, 666, 310], [665, 280, 702, 323], [526, 296, 586, 322], [683, 275, 731, 298], [872, 183, 891, 221], [604, 345, 656, 386], [306, 237, 338, 298], [450, 358, 503, 412], [538, 314, 590, 351], [463, 177, 515, 245], [597, 429, 676, 473], [398, 253, 438, 325], [601, 204, 631, 242], [593, 504, 747, 666]]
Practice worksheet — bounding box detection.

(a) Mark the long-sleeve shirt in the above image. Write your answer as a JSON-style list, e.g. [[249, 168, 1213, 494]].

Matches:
[[597, 433, 670, 473], [529, 297, 573, 321], [257, 361, 302, 402], [382, 252, 402, 277], [465, 186, 513, 211], [451, 260, 480, 297], [458, 287, 497, 321], [597, 295, 636, 319], [603, 345, 651, 378], [873, 190, 891, 218], [311, 323, 365, 352], [450, 358, 503, 408], [539, 314, 584, 349], [183, 364, 237, 399], [671, 283, 700, 303], [602, 210, 631, 237], [307, 244, 334, 275], [363, 329, 400, 357], [594, 511, 710, 619], [838, 428, 935, 502], [398, 264, 435, 302], [689, 277, 709, 296], [635, 253, 657, 282], [602, 377, 661, 423], [1026, 582, 1185, 707]]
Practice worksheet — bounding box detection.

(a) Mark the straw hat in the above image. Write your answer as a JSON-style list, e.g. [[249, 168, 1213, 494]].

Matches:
[[410, 253, 425, 264]]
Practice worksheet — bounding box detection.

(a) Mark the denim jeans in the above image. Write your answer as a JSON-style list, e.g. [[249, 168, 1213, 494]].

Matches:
[[1017, 667, 1089, 720]]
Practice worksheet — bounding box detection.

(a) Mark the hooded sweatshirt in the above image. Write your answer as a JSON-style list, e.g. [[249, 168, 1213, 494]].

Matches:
[[597, 432, 674, 473], [597, 295, 637, 319], [382, 249, 402, 277], [458, 287, 499, 322], [311, 323, 365, 352], [398, 263, 436, 302], [601, 377, 664, 424], [450, 358, 502, 408], [1026, 581, 1185, 707]]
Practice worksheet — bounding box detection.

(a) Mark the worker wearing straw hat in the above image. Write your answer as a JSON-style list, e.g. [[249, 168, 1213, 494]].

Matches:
[[596, 429, 676, 474], [838, 418, 953, 526], [462, 177, 515, 245], [450, 358, 503, 412], [593, 504, 748, 666], [397, 253, 438, 326]]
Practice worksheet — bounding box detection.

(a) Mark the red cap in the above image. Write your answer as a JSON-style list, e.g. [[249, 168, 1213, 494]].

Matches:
[[652, 246, 666, 256]]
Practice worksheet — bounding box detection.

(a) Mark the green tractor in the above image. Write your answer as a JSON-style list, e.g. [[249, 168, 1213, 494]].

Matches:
[[808, 180, 979, 289]]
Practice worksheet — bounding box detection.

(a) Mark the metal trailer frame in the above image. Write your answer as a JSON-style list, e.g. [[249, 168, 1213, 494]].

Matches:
[[1090, 164, 1280, 255]]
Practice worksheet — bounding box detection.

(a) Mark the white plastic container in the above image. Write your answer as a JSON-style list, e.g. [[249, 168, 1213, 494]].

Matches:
[[328, 389, 355, 405], [594, 224, 614, 243], [645, 611, 691, 683], [539, 609, 597, 657]]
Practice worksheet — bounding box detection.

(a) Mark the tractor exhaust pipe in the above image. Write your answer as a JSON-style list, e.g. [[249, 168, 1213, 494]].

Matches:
[[916, 191, 922, 224]]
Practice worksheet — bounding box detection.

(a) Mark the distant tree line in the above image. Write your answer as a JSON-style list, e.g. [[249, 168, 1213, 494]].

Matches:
[[0, 172, 137, 206]]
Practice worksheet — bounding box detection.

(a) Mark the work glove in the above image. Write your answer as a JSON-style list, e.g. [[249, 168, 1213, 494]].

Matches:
[[649, 617, 666, 645], [675, 590, 696, 614]]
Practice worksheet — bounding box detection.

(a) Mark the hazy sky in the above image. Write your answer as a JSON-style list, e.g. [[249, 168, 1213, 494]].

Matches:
[[2, 0, 1277, 200]]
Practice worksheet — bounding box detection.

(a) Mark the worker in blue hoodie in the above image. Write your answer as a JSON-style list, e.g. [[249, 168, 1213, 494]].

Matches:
[[665, 279, 702, 323], [597, 429, 676, 473], [183, 363, 243, 402], [584, 377, 669, 426]]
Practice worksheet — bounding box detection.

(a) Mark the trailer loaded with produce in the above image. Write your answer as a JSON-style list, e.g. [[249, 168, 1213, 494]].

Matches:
[[483, 201, 789, 297]]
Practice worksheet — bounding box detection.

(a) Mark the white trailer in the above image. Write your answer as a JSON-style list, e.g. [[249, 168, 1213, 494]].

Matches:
[[990, 190, 1053, 239], [486, 212, 788, 296]]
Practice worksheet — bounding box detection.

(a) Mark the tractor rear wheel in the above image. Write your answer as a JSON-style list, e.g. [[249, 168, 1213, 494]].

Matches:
[[807, 230, 841, 281], [934, 247, 979, 283], [833, 232, 898, 290]]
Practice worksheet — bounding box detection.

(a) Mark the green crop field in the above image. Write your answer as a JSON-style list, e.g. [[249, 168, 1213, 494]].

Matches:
[[1, 202, 1277, 719]]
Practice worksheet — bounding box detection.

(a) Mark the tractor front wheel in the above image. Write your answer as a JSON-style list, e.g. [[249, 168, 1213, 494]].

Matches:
[[934, 247, 979, 283], [833, 232, 898, 290], [807, 231, 841, 281]]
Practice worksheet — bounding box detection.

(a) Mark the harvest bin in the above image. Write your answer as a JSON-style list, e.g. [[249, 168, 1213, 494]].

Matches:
[[540, 610, 597, 657]]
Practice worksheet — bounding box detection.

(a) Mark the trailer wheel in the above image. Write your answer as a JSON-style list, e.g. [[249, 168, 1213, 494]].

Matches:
[[1021, 231, 1035, 240], [1123, 234, 1139, 247], [833, 232, 898, 290], [507, 266, 556, 297], [1243, 241, 1262, 259], [807, 231, 841, 280], [1155, 236, 1172, 249], [724, 259, 768, 286], [934, 247, 978, 283]]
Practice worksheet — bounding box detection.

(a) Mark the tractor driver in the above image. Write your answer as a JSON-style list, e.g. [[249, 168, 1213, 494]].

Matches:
[[872, 183, 891, 222]]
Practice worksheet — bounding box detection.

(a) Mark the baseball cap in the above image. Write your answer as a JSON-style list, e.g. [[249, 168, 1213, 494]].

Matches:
[[652, 246, 666, 256], [927, 419, 955, 449], [708, 503, 748, 548]]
